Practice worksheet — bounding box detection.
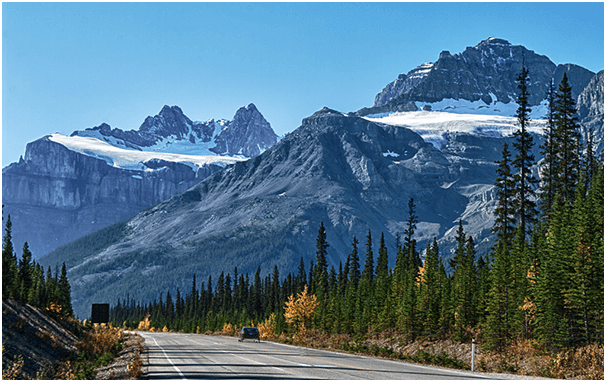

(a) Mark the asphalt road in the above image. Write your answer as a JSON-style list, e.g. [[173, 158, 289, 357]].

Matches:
[[138, 331, 514, 380]]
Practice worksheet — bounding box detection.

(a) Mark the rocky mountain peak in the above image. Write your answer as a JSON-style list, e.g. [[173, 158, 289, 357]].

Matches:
[[210, 103, 278, 157], [372, 37, 590, 110], [476, 37, 511, 47], [139, 105, 192, 138]]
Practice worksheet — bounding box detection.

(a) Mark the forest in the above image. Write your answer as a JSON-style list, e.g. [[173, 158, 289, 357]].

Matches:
[[2, 215, 74, 319], [110, 70, 603, 352]]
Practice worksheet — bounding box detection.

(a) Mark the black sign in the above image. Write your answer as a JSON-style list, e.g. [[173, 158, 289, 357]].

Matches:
[[91, 303, 110, 324]]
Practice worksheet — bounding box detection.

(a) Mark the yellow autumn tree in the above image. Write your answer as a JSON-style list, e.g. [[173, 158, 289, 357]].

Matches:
[[137, 314, 151, 331], [284, 285, 318, 340]]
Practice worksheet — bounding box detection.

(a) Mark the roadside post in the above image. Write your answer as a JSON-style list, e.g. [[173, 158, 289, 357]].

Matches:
[[471, 338, 475, 372]]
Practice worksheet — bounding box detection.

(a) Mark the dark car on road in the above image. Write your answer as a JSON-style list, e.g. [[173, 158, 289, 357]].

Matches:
[[238, 327, 260, 342]]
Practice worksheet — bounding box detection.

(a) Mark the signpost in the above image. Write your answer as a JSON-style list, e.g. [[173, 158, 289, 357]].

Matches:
[[91, 303, 110, 324]]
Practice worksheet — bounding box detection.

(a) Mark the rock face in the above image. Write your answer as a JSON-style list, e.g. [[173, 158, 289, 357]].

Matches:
[[2, 104, 278, 258], [372, 38, 594, 112], [576, 70, 605, 154], [211, 104, 279, 157], [2, 137, 219, 257]]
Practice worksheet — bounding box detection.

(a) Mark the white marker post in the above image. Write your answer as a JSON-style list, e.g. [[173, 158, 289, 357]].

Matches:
[[471, 338, 476, 372]]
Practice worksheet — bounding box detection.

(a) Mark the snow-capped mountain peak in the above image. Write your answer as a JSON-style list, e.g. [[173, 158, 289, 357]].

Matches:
[[70, 103, 278, 161]]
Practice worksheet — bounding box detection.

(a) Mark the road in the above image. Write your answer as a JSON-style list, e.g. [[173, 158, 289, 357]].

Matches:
[[137, 331, 511, 380]]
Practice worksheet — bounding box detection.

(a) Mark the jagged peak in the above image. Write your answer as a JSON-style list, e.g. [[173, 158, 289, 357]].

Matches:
[[476, 37, 511, 48], [158, 105, 185, 118], [245, 103, 259, 112], [311, 107, 343, 117]]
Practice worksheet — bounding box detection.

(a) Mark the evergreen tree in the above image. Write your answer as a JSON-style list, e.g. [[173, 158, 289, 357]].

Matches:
[[357, 230, 375, 333], [57, 262, 73, 316], [512, 63, 538, 236], [539, 79, 557, 217], [313, 222, 329, 296], [418, 239, 441, 338], [534, 195, 572, 349], [553, 73, 581, 203], [492, 142, 516, 244], [17, 242, 33, 303], [2, 215, 18, 300], [374, 233, 391, 330]]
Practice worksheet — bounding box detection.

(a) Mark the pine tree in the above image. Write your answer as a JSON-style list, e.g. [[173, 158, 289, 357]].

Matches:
[[486, 238, 513, 349], [356, 230, 375, 333], [534, 195, 572, 349], [18, 242, 34, 303], [553, 73, 581, 203], [313, 222, 329, 296], [374, 233, 391, 330], [418, 239, 441, 338], [540, 79, 557, 217], [493, 142, 516, 244], [2, 215, 18, 300], [512, 63, 538, 236]]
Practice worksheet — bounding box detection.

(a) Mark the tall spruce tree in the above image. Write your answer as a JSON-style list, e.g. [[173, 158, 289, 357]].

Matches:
[[313, 222, 329, 296], [540, 79, 558, 217], [553, 73, 581, 203], [18, 242, 34, 304], [512, 63, 538, 236], [3, 216, 18, 300], [374, 233, 391, 330]]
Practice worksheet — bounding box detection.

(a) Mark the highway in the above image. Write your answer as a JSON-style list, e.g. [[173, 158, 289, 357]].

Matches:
[[138, 331, 512, 380]]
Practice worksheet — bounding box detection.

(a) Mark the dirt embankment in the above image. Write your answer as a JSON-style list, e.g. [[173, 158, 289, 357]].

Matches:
[[2, 299, 143, 379], [2, 299, 79, 379]]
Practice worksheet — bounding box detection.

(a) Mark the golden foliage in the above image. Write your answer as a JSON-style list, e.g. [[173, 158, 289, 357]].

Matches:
[[162, 325, 169, 332], [221, 323, 238, 336], [137, 314, 151, 331], [550, 343, 604, 379], [46, 302, 63, 315], [284, 285, 318, 340], [416, 266, 425, 286], [78, 325, 124, 358], [258, 313, 276, 340], [2, 347, 24, 380]]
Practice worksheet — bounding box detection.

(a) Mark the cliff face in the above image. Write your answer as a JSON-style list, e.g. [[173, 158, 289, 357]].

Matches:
[[2, 137, 220, 257], [372, 38, 595, 112]]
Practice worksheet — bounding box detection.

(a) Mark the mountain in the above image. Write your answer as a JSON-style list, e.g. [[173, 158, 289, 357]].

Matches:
[[35, 38, 603, 319], [365, 38, 595, 116], [2, 104, 277, 258], [41, 107, 545, 318], [71, 103, 277, 157]]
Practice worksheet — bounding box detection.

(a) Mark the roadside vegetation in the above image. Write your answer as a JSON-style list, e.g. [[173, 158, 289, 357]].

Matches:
[[2, 215, 143, 379]]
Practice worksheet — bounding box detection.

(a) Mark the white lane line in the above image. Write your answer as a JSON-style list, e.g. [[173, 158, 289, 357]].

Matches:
[[232, 353, 286, 373], [152, 337, 187, 380]]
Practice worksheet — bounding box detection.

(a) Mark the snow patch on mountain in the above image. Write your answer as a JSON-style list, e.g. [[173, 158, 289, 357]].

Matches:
[[48, 133, 243, 171], [365, 110, 546, 149]]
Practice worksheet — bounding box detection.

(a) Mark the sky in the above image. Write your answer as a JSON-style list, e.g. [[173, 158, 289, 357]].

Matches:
[[2, 2, 604, 167]]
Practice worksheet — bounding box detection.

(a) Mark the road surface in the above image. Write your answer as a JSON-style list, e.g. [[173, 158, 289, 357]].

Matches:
[[137, 331, 515, 380]]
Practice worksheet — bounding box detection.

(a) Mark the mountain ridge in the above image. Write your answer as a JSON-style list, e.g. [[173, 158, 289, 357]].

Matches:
[[3, 103, 278, 258], [370, 38, 595, 115]]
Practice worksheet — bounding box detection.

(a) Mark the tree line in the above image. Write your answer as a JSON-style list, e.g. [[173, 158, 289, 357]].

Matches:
[[2, 215, 73, 317]]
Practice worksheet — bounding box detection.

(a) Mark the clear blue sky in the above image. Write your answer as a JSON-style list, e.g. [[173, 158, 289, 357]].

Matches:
[[2, 2, 604, 166]]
